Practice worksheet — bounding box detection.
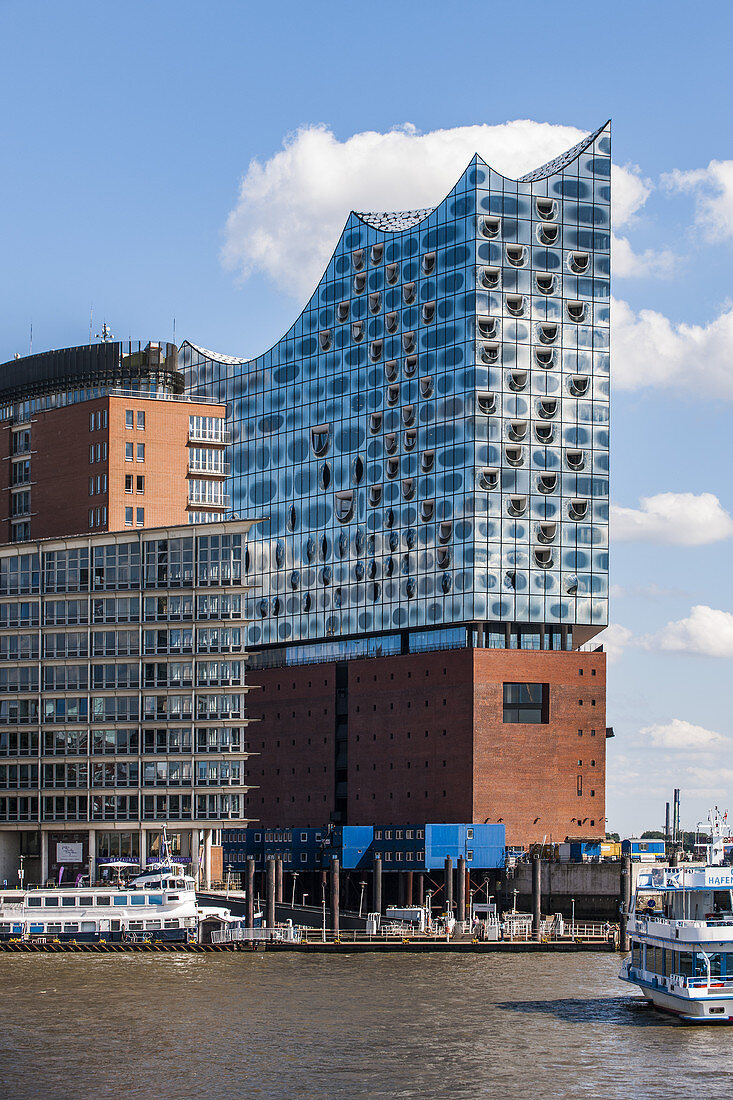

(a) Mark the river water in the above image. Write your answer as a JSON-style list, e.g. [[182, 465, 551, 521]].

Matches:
[[1, 952, 731, 1099]]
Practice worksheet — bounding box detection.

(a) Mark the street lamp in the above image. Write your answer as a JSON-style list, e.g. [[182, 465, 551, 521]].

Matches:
[[358, 880, 367, 917], [291, 871, 299, 907]]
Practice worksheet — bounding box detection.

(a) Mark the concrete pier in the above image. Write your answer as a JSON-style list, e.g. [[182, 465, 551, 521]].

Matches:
[[330, 857, 340, 936], [246, 858, 255, 928]]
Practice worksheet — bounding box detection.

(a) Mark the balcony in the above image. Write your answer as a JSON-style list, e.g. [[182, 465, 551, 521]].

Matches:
[[188, 427, 230, 445], [187, 461, 230, 478], [186, 494, 231, 511]]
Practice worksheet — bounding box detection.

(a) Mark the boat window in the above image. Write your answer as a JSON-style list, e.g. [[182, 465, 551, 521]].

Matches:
[[46, 923, 62, 933], [96, 896, 111, 906], [79, 896, 94, 906], [164, 919, 180, 928], [130, 896, 146, 906], [27, 897, 42, 907], [147, 894, 163, 905], [62, 897, 76, 907], [129, 921, 144, 931], [146, 920, 162, 930], [64, 922, 79, 932], [43, 897, 60, 907], [167, 895, 180, 901], [81, 921, 96, 932], [113, 896, 128, 905]]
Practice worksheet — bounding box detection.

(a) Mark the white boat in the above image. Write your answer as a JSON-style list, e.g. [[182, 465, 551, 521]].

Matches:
[[0, 859, 233, 945], [620, 808, 733, 1022]]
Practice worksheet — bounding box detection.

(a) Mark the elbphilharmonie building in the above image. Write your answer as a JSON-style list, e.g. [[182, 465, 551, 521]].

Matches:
[[181, 122, 611, 845]]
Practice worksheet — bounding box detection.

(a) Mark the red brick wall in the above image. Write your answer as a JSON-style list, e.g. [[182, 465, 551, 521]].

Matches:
[[245, 668, 336, 826], [472, 649, 606, 847], [246, 647, 607, 847]]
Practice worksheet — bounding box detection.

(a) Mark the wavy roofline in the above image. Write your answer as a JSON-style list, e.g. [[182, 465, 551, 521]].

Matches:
[[180, 340, 249, 366]]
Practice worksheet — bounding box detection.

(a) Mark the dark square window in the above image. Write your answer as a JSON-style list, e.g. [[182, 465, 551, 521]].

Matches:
[[503, 682, 549, 724]]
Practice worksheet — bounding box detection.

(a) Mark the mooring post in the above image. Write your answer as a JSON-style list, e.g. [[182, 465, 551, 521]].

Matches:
[[373, 856, 382, 916], [532, 855, 542, 941], [444, 856, 453, 918], [620, 854, 632, 951], [246, 857, 255, 928], [457, 856, 466, 924], [266, 858, 276, 928], [331, 856, 340, 937], [275, 856, 283, 904]]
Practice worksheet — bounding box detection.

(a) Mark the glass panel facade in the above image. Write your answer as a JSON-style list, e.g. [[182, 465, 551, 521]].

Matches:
[[181, 124, 610, 653]]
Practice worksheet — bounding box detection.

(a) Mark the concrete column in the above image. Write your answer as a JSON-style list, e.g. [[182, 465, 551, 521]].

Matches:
[[416, 872, 424, 906], [457, 857, 466, 923], [444, 856, 453, 916], [189, 827, 198, 880], [204, 829, 213, 889], [275, 857, 283, 903], [266, 858, 276, 927], [139, 826, 147, 874], [532, 855, 542, 941], [330, 857, 340, 936], [373, 856, 382, 915], [405, 870, 413, 907], [87, 827, 96, 885], [246, 857, 255, 927], [40, 829, 49, 886], [620, 855, 632, 951]]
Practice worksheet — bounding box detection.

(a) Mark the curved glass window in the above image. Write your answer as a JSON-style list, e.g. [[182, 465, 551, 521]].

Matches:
[[534, 348, 555, 368], [422, 302, 436, 323], [476, 391, 496, 414], [508, 496, 527, 517], [436, 547, 451, 569], [384, 433, 397, 455], [480, 267, 500, 289], [421, 499, 435, 521], [535, 198, 558, 220], [319, 463, 331, 490], [387, 385, 400, 406], [538, 473, 558, 494], [537, 522, 557, 544], [386, 458, 399, 479], [369, 293, 381, 315], [370, 244, 383, 265], [479, 216, 500, 239], [537, 223, 559, 245], [421, 450, 434, 472], [370, 340, 383, 362], [311, 425, 330, 456], [318, 330, 332, 351], [508, 420, 527, 442], [479, 467, 499, 490], [505, 245, 527, 267], [535, 274, 555, 295], [353, 273, 366, 293], [566, 301, 586, 322], [534, 548, 553, 568], [337, 302, 350, 322], [403, 283, 416, 304], [352, 249, 365, 271], [538, 322, 558, 343], [478, 316, 498, 339], [351, 456, 364, 484], [535, 423, 554, 443], [538, 399, 557, 419], [351, 321, 364, 342], [569, 251, 590, 274], [420, 376, 433, 398], [404, 355, 418, 377], [508, 371, 528, 392], [422, 252, 436, 275], [402, 478, 415, 500], [438, 522, 452, 543], [505, 445, 524, 467], [569, 499, 588, 520], [480, 342, 500, 364], [384, 360, 398, 382], [335, 491, 355, 523], [402, 332, 416, 353], [386, 263, 399, 285], [385, 312, 399, 334], [369, 413, 382, 433], [404, 429, 416, 451], [569, 375, 590, 397], [506, 295, 525, 316], [402, 405, 415, 427], [566, 449, 584, 470]]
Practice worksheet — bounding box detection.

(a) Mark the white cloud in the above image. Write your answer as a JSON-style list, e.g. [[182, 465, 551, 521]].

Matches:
[[610, 493, 733, 546], [611, 233, 676, 278], [222, 121, 648, 298], [595, 623, 633, 663], [640, 718, 726, 751], [664, 160, 733, 241], [612, 297, 733, 395], [643, 605, 733, 658]]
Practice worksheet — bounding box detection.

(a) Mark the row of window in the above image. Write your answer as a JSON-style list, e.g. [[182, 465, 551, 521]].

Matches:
[[0, 791, 243, 822], [0, 726, 246, 757]]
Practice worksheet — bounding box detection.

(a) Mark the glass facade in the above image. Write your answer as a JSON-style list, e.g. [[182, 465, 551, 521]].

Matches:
[[181, 124, 610, 653], [0, 521, 255, 829]]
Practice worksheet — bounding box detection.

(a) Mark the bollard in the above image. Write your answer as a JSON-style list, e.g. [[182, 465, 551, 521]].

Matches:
[[457, 857, 466, 924], [444, 856, 453, 917], [532, 855, 541, 942], [331, 857, 340, 937], [266, 858, 276, 928], [373, 856, 382, 916], [246, 857, 255, 928]]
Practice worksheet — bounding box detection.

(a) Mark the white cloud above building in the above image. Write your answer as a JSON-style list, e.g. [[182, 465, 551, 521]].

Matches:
[[611, 492, 733, 546]]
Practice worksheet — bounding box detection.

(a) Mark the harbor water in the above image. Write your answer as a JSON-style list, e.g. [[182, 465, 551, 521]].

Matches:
[[1, 953, 732, 1099]]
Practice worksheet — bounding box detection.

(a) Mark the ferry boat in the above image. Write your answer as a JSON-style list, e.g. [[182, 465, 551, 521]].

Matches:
[[0, 857, 233, 945], [620, 808, 733, 1022]]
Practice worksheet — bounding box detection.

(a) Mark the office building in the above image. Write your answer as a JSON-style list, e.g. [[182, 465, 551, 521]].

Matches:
[[0, 519, 254, 887]]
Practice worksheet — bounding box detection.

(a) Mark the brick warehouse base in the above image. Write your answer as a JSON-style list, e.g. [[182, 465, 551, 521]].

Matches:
[[246, 647, 607, 848]]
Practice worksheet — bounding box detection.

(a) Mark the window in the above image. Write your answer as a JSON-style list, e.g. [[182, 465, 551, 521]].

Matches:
[[136, 443, 145, 462], [125, 475, 133, 493], [125, 410, 134, 429], [137, 410, 145, 430], [503, 683, 549, 724], [136, 508, 144, 527], [125, 442, 133, 462], [136, 476, 145, 494], [125, 508, 133, 527]]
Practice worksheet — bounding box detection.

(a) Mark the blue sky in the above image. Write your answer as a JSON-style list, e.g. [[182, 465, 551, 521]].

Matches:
[[2, 0, 733, 837]]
